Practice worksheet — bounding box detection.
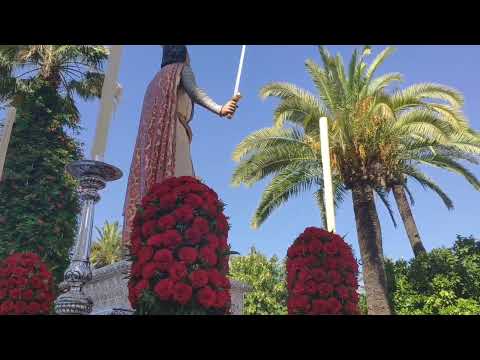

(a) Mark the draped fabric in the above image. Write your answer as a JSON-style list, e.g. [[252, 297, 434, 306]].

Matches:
[[122, 63, 186, 244]]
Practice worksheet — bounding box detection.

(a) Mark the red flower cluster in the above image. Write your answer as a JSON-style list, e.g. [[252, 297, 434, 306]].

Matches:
[[286, 227, 360, 315], [0, 252, 55, 315], [127, 176, 232, 315]]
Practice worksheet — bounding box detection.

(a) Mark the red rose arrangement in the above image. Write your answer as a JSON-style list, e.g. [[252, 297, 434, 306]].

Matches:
[[0, 252, 55, 315], [286, 227, 360, 315], [127, 176, 233, 315]]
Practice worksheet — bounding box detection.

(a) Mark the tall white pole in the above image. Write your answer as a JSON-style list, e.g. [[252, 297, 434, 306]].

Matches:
[[319, 117, 336, 232], [233, 45, 247, 96], [91, 45, 123, 161], [0, 107, 17, 180]]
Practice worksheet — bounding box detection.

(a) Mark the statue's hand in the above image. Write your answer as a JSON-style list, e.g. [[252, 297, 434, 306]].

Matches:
[[220, 94, 241, 118]]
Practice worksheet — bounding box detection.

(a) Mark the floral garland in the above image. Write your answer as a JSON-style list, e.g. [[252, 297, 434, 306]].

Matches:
[[0, 252, 55, 315], [286, 227, 360, 315], [127, 176, 233, 315]]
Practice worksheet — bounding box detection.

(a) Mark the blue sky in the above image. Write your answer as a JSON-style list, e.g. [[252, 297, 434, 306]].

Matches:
[[18, 45, 480, 263]]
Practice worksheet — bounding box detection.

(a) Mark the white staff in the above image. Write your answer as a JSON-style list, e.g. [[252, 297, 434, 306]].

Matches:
[[0, 107, 17, 180], [91, 45, 124, 161], [234, 45, 247, 96], [227, 45, 246, 119], [319, 117, 336, 232]]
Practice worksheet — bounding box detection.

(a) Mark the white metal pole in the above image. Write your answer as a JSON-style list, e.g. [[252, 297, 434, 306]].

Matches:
[[233, 45, 247, 96], [91, 45, 123, 161], [319, 116, 336, 232]]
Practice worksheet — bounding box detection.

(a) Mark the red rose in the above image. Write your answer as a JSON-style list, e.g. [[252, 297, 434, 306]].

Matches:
[[287, 272, 296, 289], [142, 262, 159, 280], [303, 256, 317, 266], [185, 194, 203, 209], [36, 291, 47, 302], [0, 300, 14, 314], [216, 215, 229, 234], [154, 279, 174, 300], [141, 194, 157, 207], [172, 283, 193, 305], [202, 202, 218, 217], [317, 283, 334, 297], [350, 289, 360, 303], [345, 273, 357, 287], [336, 286, 349, 301], [326, 297, 342, 314], [293, 282, 306, 296], [344, 301, 359, 315], [323, 241, 338, 255], [326, 258, 338, 270], [137, 246, 154, 264], [130, 236, 142, 255], [157, 215, 176, 230], [174, 206, 195, 224], [142, 207, 158, 220], [15, 277, 28, 287], [158, 193, 177, 211], [214, 290, 230, 309], [134, 279, 149, 298], [298, 270, 312, 283], [14, 301, 27, 314], [308, 239, 323, 253], [205, 234, 220, 249], [208, 269, 224, 287], [197, 286, 216, 309], [153, 249, 173, 264], [189, 270, 209, 289], [169, 262, 188, 281], [142, 220, 157, 237], [327, 270, 342, 285], [131, 262, 143, 277], [9, 288, 21, 300], [185, 228, 202, 244], [0, 289, 6, 300], [199, 247, 217, 266], [311, 268, 327, 282], [288, 295, 311, 313], [13, 267, 27, 277], [27, 302, 41, 315], [151, 183, 171, 197], [312, 299, 329, 315], [31, 277, 44, 289], [22, 289, 34, 301], [305, 280, 317, 295], [178, 247, 198, 264], [192, 217, 210, 235], [163, 230, 182, 248], [147, 234, 165, 247]]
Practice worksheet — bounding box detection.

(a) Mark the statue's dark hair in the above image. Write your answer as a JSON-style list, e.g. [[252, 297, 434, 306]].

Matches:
[[161, 45, 188, 68]]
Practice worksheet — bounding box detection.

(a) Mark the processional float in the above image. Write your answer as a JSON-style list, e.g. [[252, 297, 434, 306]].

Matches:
[[54, 45, 250, 315]]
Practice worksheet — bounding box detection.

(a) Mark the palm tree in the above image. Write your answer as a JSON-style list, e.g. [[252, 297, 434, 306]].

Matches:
[[0, 45, 108, 109], [91, 221, 123, 269], [232, 46, 480, 314], [370, 83, 480, 257]]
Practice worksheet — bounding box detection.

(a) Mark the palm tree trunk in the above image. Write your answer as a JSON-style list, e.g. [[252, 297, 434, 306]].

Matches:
[[351, 184, 391, 315], [392, 184, 427, 257]]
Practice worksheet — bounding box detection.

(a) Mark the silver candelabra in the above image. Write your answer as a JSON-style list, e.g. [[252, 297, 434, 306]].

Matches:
[[54, 160, 122, 315]]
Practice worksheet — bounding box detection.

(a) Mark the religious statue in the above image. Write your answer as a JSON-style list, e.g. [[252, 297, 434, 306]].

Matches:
[[122, 45, 241, 243]]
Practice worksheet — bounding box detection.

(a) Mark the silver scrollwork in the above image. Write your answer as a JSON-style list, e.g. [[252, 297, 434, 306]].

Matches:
[[54, 160, 122, 315]]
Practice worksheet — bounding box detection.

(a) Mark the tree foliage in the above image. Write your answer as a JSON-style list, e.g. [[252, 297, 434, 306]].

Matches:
[[229, 247, 287, 315], [91, 221, 123, 269], [386, 235, 480, 315], [0, 82, 81, 282]]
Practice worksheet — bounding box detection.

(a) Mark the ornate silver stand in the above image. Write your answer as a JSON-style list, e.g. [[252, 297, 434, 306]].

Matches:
[[54, 160, 122, 315]]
